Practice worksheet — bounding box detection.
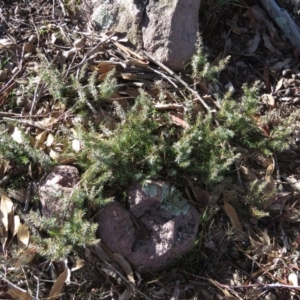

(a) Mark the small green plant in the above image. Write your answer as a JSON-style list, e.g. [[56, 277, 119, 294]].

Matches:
[[79, 90, 164, 187], [191, 35, 230, 80], [2, 41, 295, 262], [245, 179, 275, 219], [25, 189, 98, 260], [0, 124, 53, 169]]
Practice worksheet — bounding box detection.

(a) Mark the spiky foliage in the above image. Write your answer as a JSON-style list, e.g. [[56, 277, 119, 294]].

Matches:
[[5, 43, 295, 263], [245, 179, 275, 219], [191, 35, 230, 80], [0, 124, 53, 169], [78, 81, 296, 189], [39, 56, 69, 103], [218, 83, 296, 154], [79, 91, 164, 187], [171, 113, 235, 183], [24, 188, 98, 260]]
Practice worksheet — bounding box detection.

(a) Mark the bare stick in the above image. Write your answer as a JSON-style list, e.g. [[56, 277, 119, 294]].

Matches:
[[0, 271, 30, 294], [67, 33, 115, 73], [103, 261, 153, 300], [30, 81, 44, 116], [143, 51, 211, 112], [3, 117, 49, 131], [0, 44, 25, 95]]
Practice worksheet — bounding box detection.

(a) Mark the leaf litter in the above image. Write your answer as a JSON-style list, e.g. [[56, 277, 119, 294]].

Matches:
[[0, 0, 300, 299]]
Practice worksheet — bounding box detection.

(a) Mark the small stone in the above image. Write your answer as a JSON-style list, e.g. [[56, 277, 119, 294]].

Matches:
[[287, 78, 297, 85], [24, 100, 33, 111], [5, 62, 14, 72], [39, 166, 80, 220], [229, 248, 241, 260], [293, 97, 300, 104], [97, 180, 200, 272], [24, 41, 35, 53], [12, 67, 19, 74], [284, 88, 293, 97], [282, 69, 293, 78], [264, 292, 276, 300], [82, 0, 201, 70], [28, 35, 37, 43], [16, 97, 26, 107]]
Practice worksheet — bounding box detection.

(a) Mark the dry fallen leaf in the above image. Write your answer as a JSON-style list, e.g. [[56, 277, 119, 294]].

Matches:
[[288, 273, 298, 286], [247, 5, 279, 40], [35, 131, 48, 150], [112, 253, 135, 285], [240, 166, 257, 181], [70, 256, 85, 272], [223, 201, 243, 231], [96, 62, 116, 74], [262, 35, 280, 55], [270, 58, 293, 71], [284, 208, 300, 223], [17, 223, 30, 248], [45, 133, 55, 147], [120, 288, 132, 300], [283, 175, 300, 192], [245, 29, 260, 54], [11, 127, 24, 144], [49, 267, 69, 299], [0, 160, 10, 180], [223, 201, 247, 240], [6, 288, 33, 300], [261, 94, 275, 108], [170, 115, 190, 129], [0, 38, 16, 50], [275, 78, 284, 92], [10, 215, 20, 237], [72, 139, 81, 153], [0, 188, 14, 249], [15, 246, 37, 268]]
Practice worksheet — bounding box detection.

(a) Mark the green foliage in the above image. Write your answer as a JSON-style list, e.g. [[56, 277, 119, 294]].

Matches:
[[78, 78, 296, 189], [191, 35, 230, 80], [79, 90, 164, 187], [26, 190, 98, 260], [6, 42, 295, 262], [171, 113, 235, 183], [245, 180, 274, 219], [39, 55, 116, 113], [97, 69, 117, 102], [39, 56, 69, 103], [218, 83, 296, 154], [0, 125, 53, 169]]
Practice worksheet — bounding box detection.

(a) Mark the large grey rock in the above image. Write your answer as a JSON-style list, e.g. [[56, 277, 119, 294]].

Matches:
[[141, 0, 201, 71], [81, 0, 201, 71], [97, 180, 200, 272], [39, 165, 79, 220]]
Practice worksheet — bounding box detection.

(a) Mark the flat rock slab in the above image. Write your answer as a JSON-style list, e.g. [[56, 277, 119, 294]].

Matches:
[[39, 165, 79, 220], [81, 0, 201, 71], [97, 181, 200, 272]]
